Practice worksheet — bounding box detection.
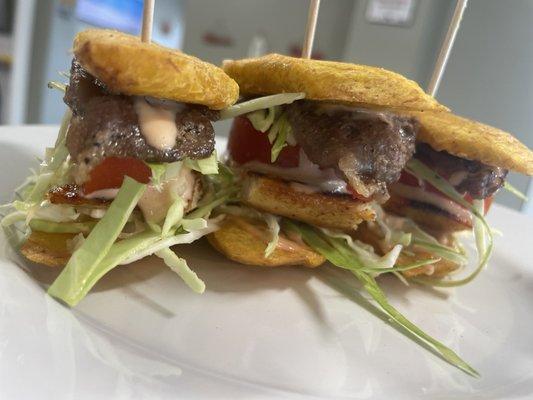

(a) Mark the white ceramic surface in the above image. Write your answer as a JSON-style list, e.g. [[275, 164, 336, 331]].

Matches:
[[1, 125, 532, 400]]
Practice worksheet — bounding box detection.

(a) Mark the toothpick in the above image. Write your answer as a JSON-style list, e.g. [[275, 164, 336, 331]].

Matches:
[[301, 0, 321, 59], [427, 0, 468, 97], [141, 0, 155, 43]]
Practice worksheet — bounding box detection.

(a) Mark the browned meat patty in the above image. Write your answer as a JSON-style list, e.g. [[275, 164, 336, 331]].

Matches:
[[64, 59, 218, 171], [415, 143, 508, 199], [285, 101, 417, 200]]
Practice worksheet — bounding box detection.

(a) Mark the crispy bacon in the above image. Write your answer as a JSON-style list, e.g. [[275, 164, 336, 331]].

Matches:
[[48, 184, 109, 206]]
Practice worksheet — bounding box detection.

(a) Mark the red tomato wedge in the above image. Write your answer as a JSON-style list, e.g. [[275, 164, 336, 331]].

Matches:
[[82, 157, 152, 194], [228, 116, 300, 168], [228, 116, 374, 202]]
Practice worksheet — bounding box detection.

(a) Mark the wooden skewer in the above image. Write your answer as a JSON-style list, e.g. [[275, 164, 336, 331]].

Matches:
[[141, 0, 155, 43], [301, 0, 321, 59], [427, 0, 469, 96]]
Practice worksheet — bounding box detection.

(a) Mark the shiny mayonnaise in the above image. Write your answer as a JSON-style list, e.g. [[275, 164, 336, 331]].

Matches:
[[134, 97, 178, 150]]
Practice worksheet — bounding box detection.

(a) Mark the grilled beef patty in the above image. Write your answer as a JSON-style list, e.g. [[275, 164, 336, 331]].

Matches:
[[64, 60, 218, 178], [415, 143, 508, 199], [286, 101, 417, 200]]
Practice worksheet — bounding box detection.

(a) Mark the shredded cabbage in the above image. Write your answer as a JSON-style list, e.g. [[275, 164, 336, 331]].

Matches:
[[247, 106, 279, 133], [405, 159, 494, 287], [2, 110, 228, 306], [119, 216, 223, 265], [219, 92, 305, 120], [162, 196, 185, 236], [31, 203, 79, 223], [155, 248, 205, 293], [181, 218, 208, 231], [284, 220, 479, 377], [268, 114, 292, 163], [184, 152, 219, 175], [369, 205, 466, 266], [503, 181, 528, 202], [48, 177, 147, 306], [218, 205, 282, 257], [29, 219, 96, 234]]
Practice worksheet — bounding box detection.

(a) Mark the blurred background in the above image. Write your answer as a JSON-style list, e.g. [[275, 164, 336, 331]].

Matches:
[[0, 0, 532, 213]]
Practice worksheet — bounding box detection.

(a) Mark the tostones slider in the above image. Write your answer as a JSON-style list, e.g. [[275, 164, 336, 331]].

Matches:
[[1, 29, 239, 306], [205, 54, 533, 375], [209, 54, 533, 281]]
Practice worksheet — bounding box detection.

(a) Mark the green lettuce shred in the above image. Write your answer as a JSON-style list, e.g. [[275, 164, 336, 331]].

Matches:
[[162, 196, 185, 236], [405, 159, 494, 287], [219, 92, 305, 120], [503, 181, 528, 202], [285, 220, 479, 377], [47, 177, 146, 306], [247, 106, 279, 132], [29, 219, 96, 234], [184, 152, 219, 175], [155, 248, 205, 293]]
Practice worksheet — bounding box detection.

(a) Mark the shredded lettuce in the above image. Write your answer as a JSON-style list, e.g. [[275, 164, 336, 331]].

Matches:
[[31, 203, 79, 223], [0, 211, 27, 227], [148, 153, 218, 191], [285, 220, 479, 377], [181, 218, 208, 232], [268, 114, 292, 163], [2, 110, 227, 306], [47, 81, 66, 93], [369, 205, 466, 266], [184, 152, 219, 175], [61, 230, 161, 303], [247, 106, 279, 133], [503, 181, 528, 202], [405, 159, 494, 287], [219, 92, 305, 120], [47, 177, 146, 306], [162, 196, 185, 236], [155, 248, 205, 293], [29, 219, 96, 234], [217, 205, 282, 257], [148, 163, 168, 189], [119, 216, 223, 265], [320, 227, 403, 271]]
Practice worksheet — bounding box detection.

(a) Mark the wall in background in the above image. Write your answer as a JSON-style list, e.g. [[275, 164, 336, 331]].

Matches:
[[182, 0, 355, 66], [343, 0, 454, 86], [435, 0, 533, 212]]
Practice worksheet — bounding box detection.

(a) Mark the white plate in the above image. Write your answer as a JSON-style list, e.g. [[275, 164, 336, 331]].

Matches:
[[1, 125, 532, 400]]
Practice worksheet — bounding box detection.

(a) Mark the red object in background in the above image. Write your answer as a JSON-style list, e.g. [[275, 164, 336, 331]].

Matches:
[[202, 32, 234, 47], [399, 170, 493, 214], [228, 117, 300, 168], [288, 44, 324, 59], [83, 157, 151, 194]]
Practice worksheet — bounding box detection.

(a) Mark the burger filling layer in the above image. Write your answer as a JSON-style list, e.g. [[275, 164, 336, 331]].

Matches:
[[228, 100, 418, 204], [390, 144, 508, 227], [64, 60, 218, 185]]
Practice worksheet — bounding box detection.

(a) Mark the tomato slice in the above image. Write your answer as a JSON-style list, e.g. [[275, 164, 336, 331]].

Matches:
[[228, 116, 300, 168], [83, 157, 152, 194]]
